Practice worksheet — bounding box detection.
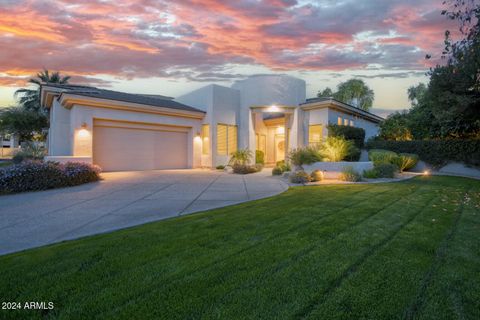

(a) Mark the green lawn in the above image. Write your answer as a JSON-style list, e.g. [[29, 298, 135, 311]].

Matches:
[[1, 176, 479, 320], [0, 161, 12, 168]]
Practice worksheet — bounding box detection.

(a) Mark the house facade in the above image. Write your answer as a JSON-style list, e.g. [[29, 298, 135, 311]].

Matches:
[[41, 75, 383, 171]]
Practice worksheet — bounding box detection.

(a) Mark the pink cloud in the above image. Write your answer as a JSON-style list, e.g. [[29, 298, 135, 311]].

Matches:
[[0, 0, 460, 86]]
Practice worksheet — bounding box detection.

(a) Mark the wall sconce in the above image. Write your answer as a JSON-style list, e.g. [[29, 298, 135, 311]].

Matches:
[[194, 131, 202, 143], [77, 122, 90, 138]]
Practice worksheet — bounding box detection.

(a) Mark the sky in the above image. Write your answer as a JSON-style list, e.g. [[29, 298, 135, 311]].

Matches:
[[0, 0, 458, 110]]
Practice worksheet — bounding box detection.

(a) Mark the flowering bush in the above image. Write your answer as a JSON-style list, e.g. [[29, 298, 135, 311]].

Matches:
[[0, 161, 101, 194]]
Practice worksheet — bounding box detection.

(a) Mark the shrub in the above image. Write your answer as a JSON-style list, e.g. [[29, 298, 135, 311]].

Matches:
[[232, 163, 261, 174], [339, 166, 362, 182], [255, 150, 265, 165], [395, 153, 419, 172], [0, 161, 101, 194], [272, 166, 283, 175], [289, 170, 311, 184], [215, 165, 225, 170], [12, 143, 46, 164], [310, 170, 323, 182], [276, 160, 291, 172], [374, 163, 398, 178], [320, 136, 355, 162], [345, 145, 361, 162], [327, 124, 366, 148], [363, 168, 379, 179], [288, 146, 321, 169], [229, 149, 253, 166], [365, 139, 480, 167], [368, 149, 399, 166]]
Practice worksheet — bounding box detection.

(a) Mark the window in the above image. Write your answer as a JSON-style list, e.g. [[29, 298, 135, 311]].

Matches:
[[217, 124, 237, 156], [337, 116, 342, 125], [227, 125, 237, 154], [201, 124, 209, 155], [309, 125, 322, 145], [350, 120, 354, 127], [344, 118, 349, 126]]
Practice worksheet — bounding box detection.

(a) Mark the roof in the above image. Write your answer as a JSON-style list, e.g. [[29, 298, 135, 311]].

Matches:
[[301, 97, 383, 123], [41, 83, 204, 113]]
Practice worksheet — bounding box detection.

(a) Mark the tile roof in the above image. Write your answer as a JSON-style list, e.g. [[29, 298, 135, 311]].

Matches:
[[43, 83, 205, 113]]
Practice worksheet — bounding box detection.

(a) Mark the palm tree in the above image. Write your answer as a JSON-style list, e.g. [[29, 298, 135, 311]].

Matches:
[[333, 79, 374, 111], [14, 69, 71, 112]]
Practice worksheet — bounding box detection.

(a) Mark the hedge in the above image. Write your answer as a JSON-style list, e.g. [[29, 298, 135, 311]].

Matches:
[[0, 161, 101, 194], [327, 124, 366, 148], [365, 139, 480, 167]]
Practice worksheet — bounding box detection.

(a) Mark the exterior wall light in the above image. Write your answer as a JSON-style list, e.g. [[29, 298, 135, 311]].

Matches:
[[267, 105, 280, 112], [77, 122, 90, 138]]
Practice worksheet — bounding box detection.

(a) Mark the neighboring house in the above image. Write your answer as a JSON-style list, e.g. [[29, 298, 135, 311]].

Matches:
[[1, 134, 19, 148], [41, 75, 383, 172]]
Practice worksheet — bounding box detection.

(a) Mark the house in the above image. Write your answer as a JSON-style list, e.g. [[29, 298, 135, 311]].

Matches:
[[41, 75, 383, 171]]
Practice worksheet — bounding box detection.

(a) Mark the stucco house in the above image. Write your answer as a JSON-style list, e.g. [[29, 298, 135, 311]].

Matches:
[[41, 75, 383, 171]]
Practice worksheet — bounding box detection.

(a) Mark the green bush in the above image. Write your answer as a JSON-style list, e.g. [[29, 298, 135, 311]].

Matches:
[[215, 165, 225, 170], [339, 166, 361, 182], [368, 149, 399, 166], [320, 136, 355, 162], [327, 124, 366, 148], [232, 163, 261, 174], [272, 166, 283, 175], [289, 171, 311, 184], [374, 163, 398, 178], [362, 168, 379, 179], [288, 146, 321, 169], [310, 170, 323, 182], [365, 139, 480, 167], [255, 150, 265, 165], [345, 145, 361, 161], [395, 153, 419, 172], [0, 161, 101, 194], [276, 160, 291, 172]]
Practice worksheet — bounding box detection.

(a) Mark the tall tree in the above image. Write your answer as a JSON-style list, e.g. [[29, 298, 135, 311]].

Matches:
[[333, 79, 374, 111], [423, 0, 480, 138], [317, 87, 334, 98], [407, 83, 428, 107], [0, 107, 48, 141], [14, 69, 70, 112]]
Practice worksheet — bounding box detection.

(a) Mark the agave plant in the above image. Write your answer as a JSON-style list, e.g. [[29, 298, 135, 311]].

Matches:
[[228, 149, 253, 166]]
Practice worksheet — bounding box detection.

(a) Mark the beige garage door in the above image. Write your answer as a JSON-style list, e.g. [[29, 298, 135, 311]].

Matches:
[[93, 122, 189, 172]]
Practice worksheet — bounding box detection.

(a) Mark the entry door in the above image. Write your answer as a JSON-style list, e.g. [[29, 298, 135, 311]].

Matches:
[[274, 134, 285, 162]]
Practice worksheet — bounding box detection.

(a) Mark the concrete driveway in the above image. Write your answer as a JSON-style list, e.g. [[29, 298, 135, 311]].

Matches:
[[0, 169, 288, 255]]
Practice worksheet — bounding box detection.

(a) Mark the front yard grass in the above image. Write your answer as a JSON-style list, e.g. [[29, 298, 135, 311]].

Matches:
[[0, 161, 12, 167], [0, 176, 479, 319]]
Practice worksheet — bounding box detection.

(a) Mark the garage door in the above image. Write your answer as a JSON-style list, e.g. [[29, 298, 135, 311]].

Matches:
[[93, 121, 189, 171]]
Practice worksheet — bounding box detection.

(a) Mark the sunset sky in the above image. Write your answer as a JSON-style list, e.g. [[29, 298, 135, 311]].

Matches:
[[0, 0, 457, 110]]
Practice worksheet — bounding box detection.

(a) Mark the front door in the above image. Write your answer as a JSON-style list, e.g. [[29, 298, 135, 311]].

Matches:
[[274, 134, 285, 162]]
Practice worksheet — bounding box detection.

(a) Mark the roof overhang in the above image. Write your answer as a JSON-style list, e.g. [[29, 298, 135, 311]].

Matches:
[[58, 93, 205, 120], [300, 99, 383, 123], [40, 85, 70, 109]]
